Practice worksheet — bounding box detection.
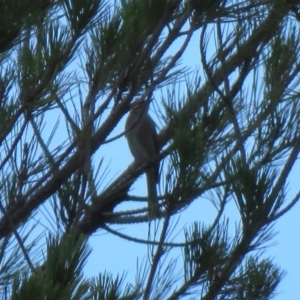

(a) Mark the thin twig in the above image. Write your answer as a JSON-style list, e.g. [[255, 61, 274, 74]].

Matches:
[[0, 202, 35, 272]]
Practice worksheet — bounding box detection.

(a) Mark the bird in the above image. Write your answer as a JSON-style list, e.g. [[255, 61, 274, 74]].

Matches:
[[125, 100, 159, 218]]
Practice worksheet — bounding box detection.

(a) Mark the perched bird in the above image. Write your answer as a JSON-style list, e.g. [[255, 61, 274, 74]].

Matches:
[[125, 100, 159, 218]]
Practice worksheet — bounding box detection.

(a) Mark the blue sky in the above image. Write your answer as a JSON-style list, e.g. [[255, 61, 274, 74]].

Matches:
[[5, 3, 298, 298], [81, 27, 300, 299]]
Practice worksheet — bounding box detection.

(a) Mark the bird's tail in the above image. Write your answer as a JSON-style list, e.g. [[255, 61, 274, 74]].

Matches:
[[146, 166, 159, 218]]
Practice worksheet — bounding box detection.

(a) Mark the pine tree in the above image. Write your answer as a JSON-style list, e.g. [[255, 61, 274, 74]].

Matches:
[[0, 0, 299, 299]]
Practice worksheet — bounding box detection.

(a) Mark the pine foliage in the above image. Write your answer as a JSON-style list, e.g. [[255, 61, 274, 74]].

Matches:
[[0, 0, 299, 299]]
